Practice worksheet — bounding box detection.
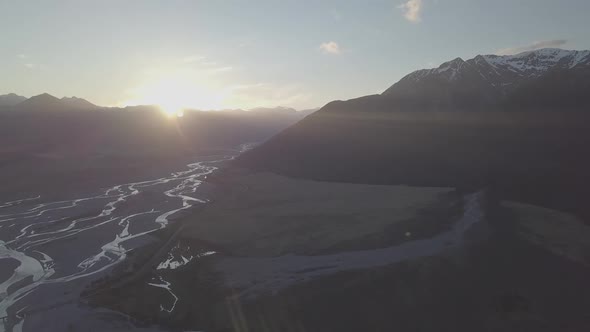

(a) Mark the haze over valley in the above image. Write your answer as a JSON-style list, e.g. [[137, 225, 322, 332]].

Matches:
[[2, 1, 590, 331]]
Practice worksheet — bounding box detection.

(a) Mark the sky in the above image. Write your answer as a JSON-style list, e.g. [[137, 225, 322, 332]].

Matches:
[[1, 0, 590, 110]]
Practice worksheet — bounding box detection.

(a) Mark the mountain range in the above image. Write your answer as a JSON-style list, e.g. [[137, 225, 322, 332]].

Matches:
[[0, 93, 27, 106], [315, 48, 590, 114], [0, 93, 98, 111], [0, 102, 307, 199], [237, 48, 590, 219], [0, 93, 314, 116]]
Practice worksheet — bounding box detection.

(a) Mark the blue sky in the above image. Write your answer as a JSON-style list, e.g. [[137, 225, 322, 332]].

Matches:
[[1, 0, 589, 109]]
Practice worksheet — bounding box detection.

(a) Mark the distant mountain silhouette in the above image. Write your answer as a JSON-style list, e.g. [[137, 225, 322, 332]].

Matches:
[[249, 106, 298, 114], [237, 48, 590, 219], [178, 106, 317, 120], [12, 93, 99, 111], [0, 93, 27, 106], [61, 96, 97, 109], [15, 93, 63, 110], [0, 105, 305, 197], [248, 106, 318, 118]]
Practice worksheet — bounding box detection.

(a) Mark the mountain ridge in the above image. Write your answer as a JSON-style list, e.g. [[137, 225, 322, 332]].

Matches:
[[377, 48, 590, 112], [236, 48, 590, 220], [388, 48, 590, 89], [60, 96, 97, 109], [0, 93, 27, 106]]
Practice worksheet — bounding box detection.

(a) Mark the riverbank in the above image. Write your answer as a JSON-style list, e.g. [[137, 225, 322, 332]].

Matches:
[[0, 151, 244, 332]]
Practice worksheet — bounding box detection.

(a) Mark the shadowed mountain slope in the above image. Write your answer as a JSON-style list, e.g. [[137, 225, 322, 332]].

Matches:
[[237, 49, 590, 219]]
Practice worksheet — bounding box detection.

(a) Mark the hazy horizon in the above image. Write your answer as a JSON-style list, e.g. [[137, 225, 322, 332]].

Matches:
[[2, 0, 590, 110]]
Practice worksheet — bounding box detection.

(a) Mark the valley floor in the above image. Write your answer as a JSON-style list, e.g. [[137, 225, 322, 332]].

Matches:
[[90, 169, 590, 331], [82, 169, 590, 331]]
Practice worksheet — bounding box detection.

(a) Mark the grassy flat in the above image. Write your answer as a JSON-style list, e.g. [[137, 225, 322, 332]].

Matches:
[[503, 201, 590, 264], [182, 171, 456, 256]]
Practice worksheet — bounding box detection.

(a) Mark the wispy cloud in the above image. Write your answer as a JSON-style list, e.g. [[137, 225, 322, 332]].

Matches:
[[398, 0, 423, 23], [226, 82, 311, 109], [182, 55, 205, 63], [207, 66, 233, 74], [179, 55, 232, 74], [496, 39, 568, 55], [319, 41, 341, 55], [17, 54, 46, 70]]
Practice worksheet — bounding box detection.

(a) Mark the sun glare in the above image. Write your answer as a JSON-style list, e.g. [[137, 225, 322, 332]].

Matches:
[[125, 73, 227, 116], [159, 101, 184, 117]]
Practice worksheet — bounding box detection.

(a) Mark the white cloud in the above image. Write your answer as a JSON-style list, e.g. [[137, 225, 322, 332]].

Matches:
[[16, 54, 47, 70], [319, 41, 341, 55], [495, 39, 568, 55], [179, 56, 232, 74], [398, 0, 423, 23]]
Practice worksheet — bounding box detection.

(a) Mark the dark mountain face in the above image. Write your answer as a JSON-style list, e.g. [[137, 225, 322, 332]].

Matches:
[[0, 107, 303, 198], [237, 48, 590, 219], [383, 57, 502, 110], [16, 93, 64, 110], [0, 93, 27, 107]]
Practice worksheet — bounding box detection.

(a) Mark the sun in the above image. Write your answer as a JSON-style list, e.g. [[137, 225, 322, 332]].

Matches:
[[125, 73, 227, 116], [149, 78, 192, 117], [158, 100, 185, 117]]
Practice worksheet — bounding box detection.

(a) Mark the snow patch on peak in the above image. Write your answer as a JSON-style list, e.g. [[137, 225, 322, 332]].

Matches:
[[404, 57, 467, 83], [389, 48, 589, 95], [436, 58, 466, 81], [405, 68, 437, 82], [517, 48, 572, 59], [483, 48, 589, 75], [569, 50, 590, 68]]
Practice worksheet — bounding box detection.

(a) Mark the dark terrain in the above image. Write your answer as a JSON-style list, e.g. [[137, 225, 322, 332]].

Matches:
[[0, 100, 306, 200], [0, 96, 309, 332], [238, 49, 590, 220], [87, 194, 590, 332], [238, 110, 590, 219]]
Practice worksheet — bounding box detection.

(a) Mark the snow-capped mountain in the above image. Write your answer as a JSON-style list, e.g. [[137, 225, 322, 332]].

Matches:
[[236, 49, 590, 218], [481, 49, 590, 75], [392, 49, 590, 87], [381, 48, 590, 111]]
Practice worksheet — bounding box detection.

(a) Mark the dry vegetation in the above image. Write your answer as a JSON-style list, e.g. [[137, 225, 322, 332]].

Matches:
[[503, 201, 590, 264], [183, 171, 456, 256]]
